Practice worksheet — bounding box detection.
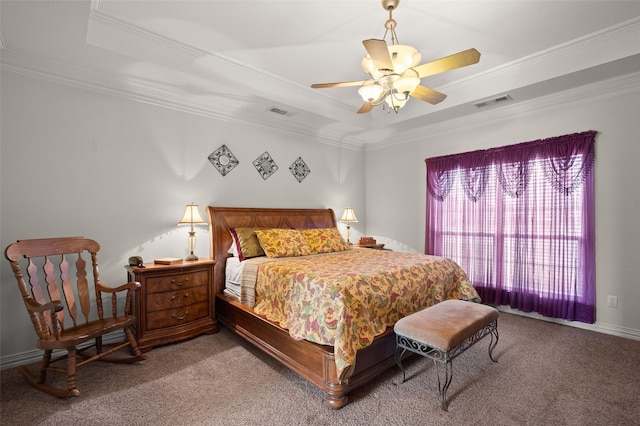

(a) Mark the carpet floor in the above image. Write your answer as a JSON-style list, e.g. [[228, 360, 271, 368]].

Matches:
[[2, 312, 639, 425]]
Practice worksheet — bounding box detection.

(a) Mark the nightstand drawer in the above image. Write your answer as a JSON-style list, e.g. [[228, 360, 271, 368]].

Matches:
[[146, 301, 209, 330], [145, 270, 209, 293], [146, 285, 209, 312]]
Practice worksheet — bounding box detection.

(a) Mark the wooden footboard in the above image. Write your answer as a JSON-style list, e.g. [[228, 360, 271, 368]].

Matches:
[[207, 206, 399, 408], [216, 293, 397, 408]]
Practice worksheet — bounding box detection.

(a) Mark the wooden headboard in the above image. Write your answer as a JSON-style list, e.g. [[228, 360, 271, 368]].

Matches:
[[206, 206, 338, 294]]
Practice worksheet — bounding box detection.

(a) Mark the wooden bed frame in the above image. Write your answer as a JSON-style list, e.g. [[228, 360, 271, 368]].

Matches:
[[206, 206, 397, 409]]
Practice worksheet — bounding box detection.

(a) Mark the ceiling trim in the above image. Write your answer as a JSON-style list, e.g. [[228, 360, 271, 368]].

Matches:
[[0, 48, 363, 150], [2, 7, 639, 151], [365, 70, 640, 151], [439, 16, 640, 93], [87, 5, 358, 123], [4, 47, 639, 152]]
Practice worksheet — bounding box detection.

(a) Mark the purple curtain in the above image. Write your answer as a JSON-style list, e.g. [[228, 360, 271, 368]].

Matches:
[[425, 131, 596, 323]]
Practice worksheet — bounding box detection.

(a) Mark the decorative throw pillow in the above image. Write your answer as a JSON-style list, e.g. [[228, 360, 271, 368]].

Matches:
[[254, 228, 312, 258], [298, 227, 350, 254], [230, 227, 265, 261]]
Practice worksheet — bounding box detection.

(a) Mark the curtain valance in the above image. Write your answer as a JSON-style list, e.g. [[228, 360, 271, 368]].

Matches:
[[426, 131, 596, 202]]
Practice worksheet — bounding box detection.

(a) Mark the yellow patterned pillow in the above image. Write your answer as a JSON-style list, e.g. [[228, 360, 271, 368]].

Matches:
[[255, 228, 312, 258], [298, 227, 350, 254]]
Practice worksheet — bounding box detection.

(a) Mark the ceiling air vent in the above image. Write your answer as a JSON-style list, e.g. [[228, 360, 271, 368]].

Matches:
[[473, 94, 513, 108], [268, 107, 290, 116]]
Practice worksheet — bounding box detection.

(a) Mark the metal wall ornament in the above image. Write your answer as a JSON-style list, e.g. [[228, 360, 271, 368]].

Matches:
[[253, 151, 278, 180], [208, 144, 239, 176], [289, 157, 311, 183]]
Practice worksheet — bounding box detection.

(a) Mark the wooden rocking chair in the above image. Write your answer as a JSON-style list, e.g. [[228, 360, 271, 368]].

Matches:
[[4, 237, 146, 397]]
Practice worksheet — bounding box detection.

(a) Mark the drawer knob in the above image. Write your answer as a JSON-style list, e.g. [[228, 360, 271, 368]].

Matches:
[[171, 277, 190, 286], [170, 293, 189, 301], [171, 310, 190, 321]]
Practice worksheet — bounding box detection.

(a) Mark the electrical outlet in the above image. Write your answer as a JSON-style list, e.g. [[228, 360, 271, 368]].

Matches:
[[607, 295, 618, 308]]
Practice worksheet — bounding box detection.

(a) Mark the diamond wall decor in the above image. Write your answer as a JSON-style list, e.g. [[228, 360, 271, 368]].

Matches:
[[253, 151, 278, 180], [208, 144, 239, 176], [289, 157, 310, 183]]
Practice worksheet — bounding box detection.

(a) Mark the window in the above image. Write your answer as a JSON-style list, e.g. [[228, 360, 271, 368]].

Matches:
[[426, 131, 596, 323]]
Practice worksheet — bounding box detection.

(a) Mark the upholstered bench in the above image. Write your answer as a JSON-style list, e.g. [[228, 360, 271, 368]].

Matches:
[[394, 299, 499, 410]]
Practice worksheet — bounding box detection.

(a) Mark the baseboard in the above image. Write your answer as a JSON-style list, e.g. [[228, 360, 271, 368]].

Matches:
[[496, 307, 640, 341], [0, 330, 125, 371]]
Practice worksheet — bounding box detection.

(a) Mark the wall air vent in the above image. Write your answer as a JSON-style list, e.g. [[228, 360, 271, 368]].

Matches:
[[268, 107, 290, 116], [473, 94, 513, 108]]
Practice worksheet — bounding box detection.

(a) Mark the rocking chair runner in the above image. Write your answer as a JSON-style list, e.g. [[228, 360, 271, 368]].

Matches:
[[4, 237, 146, 397]]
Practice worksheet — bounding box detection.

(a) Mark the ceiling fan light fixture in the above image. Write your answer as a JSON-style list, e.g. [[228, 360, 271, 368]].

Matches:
[[310, 0, 480, 115], [358, 83, 385, 102], [385, 93, 407, 112], [387, 44, 421, 73], [361, 45, 420, 78], [361, 55, 384, 79], [395, 75, 420, 97]]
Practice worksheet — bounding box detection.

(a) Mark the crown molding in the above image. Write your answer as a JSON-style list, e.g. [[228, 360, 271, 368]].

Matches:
[[365, 71, 640, 151], [1, 48, 363, 151], [6, 46, 638, 152], [86, 6, 358, 121], [437, 16, 640, 94], [2, 10, 638, 152]]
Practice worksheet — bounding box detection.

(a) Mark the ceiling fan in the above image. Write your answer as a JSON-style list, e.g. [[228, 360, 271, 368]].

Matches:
[[311, 0, 481, 114]]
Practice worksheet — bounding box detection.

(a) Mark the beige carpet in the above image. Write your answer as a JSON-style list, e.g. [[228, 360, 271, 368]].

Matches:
[[2, 312, 640, 426]]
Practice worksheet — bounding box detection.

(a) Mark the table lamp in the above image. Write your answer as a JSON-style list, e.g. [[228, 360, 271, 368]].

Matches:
[[178, 203, 206, 260], [340, 207, 358, 244]]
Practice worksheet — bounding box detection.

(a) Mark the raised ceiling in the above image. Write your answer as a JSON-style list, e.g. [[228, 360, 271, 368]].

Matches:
[[2, 1, 640, 148]]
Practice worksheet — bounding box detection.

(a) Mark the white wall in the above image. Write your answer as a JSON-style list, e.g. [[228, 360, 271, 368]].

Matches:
[[3, 68, 639, 366], [365, 77, 640, 338], [0, 72, 366, 360]]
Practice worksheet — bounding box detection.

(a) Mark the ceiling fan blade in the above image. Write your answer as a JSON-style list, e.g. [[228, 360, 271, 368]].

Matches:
[[311, 80, 370, 89], [363, 39, 393, 72], [410, 85, 447, 105], [413, 48, 481, 79], [357, 102, 374, 114]]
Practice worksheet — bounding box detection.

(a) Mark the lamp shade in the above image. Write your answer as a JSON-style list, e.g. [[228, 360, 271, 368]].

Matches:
[[340, 207, 358, 223], [385, 94, 408, 112], [387, 44, 422, 74], [361, 55, 384, 80], [394, 75, 420, 97], [358, 83, 385, 102], [178, 204, 206, 226]]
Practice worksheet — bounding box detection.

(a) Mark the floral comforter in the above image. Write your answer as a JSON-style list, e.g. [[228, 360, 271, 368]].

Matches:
[[252, 248, 479, 379]]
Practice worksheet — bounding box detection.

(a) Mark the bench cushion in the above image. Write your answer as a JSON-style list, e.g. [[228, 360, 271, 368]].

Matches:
[[394, 300, 499, 351]]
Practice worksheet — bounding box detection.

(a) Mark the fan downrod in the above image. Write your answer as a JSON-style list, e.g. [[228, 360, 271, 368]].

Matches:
[[382, 0, 399, 32], [381, 0, 399, 11]]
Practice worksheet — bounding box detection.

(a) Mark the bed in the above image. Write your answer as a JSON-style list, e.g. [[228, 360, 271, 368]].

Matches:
[[207, 206, 479, 409]]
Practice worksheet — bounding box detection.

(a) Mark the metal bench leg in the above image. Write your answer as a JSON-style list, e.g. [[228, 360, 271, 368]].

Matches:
[[488, 320, 499, 362], [394, 346, 408, 385], [434, 359, 454, 411]]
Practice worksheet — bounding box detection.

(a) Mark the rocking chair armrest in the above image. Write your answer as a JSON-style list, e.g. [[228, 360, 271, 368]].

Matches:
[[24, 298, 64, 314], [96, 281, 141, 294], [97, 281, 140, 317]]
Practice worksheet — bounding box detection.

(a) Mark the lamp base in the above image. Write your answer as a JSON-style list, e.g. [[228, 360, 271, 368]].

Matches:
[[185, 230, 199, 261]]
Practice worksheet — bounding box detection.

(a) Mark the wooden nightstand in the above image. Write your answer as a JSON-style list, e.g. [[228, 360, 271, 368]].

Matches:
[[126, 258, 217, 352], [355, 243, 385, 250]]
